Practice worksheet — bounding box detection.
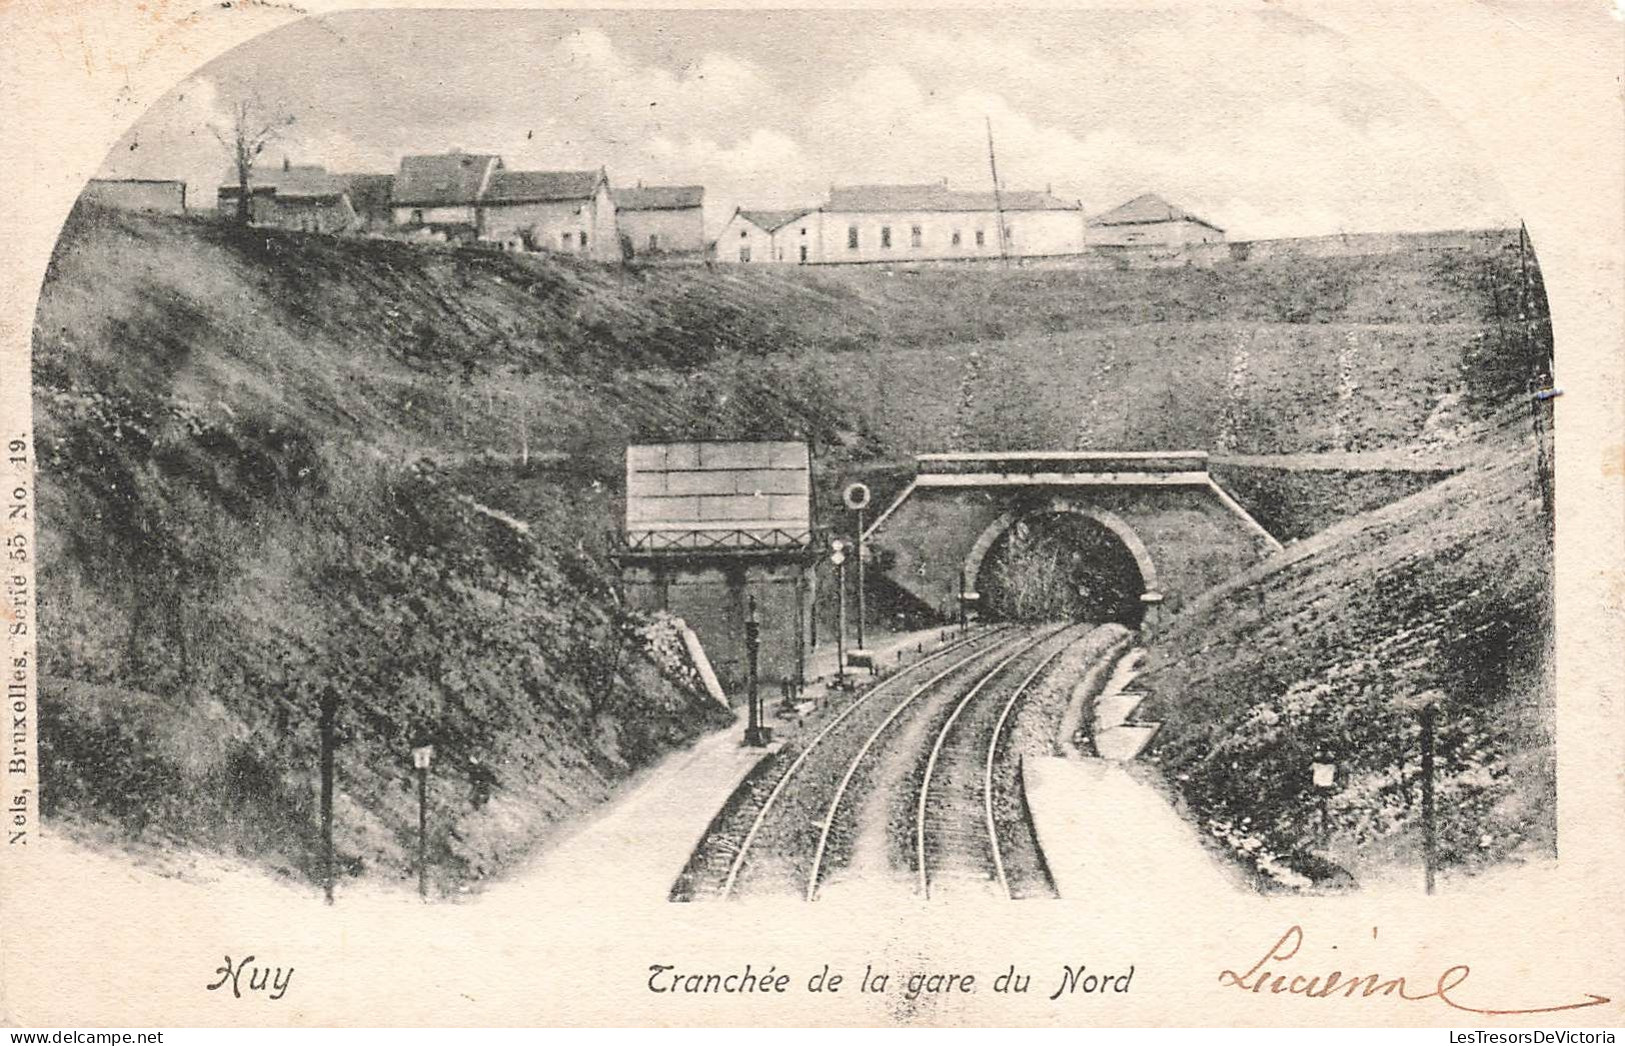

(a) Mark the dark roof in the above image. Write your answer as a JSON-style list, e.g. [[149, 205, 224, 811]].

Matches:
[[274, 167, 350, 200], [393, 153, 501, 206], [87, 178, 185, 188], [218, 164, 348, 200], [614, 185, 704, 211], [486, 169, 604, 204], [339, 173, 394, 216], [736, 208, 813, 232], [823, 184, 1081, 213], [1090, 193, 1223, 231]]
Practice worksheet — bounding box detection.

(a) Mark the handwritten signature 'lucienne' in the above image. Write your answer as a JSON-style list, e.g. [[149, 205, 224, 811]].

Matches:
[[1220, 926, 1610, 1016]]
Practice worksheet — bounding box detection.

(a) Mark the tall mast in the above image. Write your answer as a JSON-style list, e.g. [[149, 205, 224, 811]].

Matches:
[[986, 116, 1009, 266]]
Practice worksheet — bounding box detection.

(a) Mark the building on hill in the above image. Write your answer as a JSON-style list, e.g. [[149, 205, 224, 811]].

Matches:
[[388, 152, 621, 258], [216, 161, 357, 232], [481, 168, 619, 261], [716, 182, 1087, 264], [1088, 193, 1225, 248], [817, 183, 1088, 264], [389, 151, 502, 240], [613, 184, 706, 258], [340, 173, 395, 231], [80, 178, 188, 214], [714, 207, 816, 264]]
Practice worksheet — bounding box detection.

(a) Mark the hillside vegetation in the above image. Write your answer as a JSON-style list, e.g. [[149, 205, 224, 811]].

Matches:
[[32, 204, 1547, 891], [1138, 408, 1555, 887]]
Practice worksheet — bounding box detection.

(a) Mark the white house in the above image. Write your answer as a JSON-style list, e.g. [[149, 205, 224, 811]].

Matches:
[[718, 183, 1087, 264], [481, 168, 619, 261], [713, 208, 815, 264], [1088, 193, 1225, 247], [812, 183, 1086, 263]]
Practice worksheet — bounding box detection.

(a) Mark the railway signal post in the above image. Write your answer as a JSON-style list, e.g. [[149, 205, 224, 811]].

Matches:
[[844, 483, 871, 653], [831, 540, 849, 690]]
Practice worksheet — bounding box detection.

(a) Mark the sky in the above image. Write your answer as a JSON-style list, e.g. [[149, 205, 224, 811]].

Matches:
[[94, 9, 1517, 240]]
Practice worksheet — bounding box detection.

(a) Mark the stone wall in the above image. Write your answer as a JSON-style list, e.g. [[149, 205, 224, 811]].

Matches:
[[866, 484, 1273, 622]]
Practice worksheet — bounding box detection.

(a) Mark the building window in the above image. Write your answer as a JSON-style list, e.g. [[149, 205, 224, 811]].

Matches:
[[800, 227, 807, 235], [739, 246, 751, 263], [648, 234, 659, 251], [881, 226, 892, 248], [799, 244, 808, 263], [952, 230, 962, 247], [562, 232, 574, 248], [411, 209, 424, 224], [975, 229, 985, 246], [1004, 225, 1013, 244], [580, 231, 589, 251], [741, 229, 748, 238], [910, 225, 922, 248], [848, 225, 859, 249]]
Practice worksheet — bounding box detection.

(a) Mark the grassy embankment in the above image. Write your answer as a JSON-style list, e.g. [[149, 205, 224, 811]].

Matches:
[[33, 204, 1542, 890]]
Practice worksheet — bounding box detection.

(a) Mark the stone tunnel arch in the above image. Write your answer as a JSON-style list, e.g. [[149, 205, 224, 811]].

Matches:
[[963, 500, 1162, 625]]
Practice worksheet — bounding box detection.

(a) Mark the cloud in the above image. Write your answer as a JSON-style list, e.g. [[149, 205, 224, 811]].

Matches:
[[92, 10, 1513, 240], [806, 66, 1094, 201]]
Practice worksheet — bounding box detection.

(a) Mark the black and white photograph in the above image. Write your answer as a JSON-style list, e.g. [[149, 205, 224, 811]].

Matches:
[[1, 0, 1621, 1031]]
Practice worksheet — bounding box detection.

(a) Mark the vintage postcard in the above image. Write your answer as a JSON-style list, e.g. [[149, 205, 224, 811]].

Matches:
[[1, 0, 1622, 1030]]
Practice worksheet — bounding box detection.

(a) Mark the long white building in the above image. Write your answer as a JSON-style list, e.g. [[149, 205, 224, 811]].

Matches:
[[717, 182, 1088, 264]]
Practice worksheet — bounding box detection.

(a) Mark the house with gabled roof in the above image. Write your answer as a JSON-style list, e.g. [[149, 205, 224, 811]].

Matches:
[[814, 182, 1087, 263], [717, 180, 1087, 264], [481, 167, 619, 260], [390, 151, 503, 239], [613, 184, 705, 258], [1088, 193, 1225, 247], [714, 207, 816, 264]]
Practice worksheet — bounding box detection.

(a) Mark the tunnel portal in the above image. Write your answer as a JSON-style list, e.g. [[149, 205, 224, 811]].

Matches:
[[977, 511, 1148, 625]]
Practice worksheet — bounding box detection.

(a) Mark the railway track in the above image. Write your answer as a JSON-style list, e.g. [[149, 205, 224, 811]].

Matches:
[[668, 625, 1017, 901], [803, 627, 1057, 900], [915, 624, 1086, 900], [673, 622, 1108, 902]]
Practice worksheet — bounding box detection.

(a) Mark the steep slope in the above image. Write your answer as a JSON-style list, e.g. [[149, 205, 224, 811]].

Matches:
[[1137, 409, 1555, 887], [30, 203, 1546, 892]]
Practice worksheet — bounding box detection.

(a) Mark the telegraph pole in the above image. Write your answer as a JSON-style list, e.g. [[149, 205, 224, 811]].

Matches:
[[1421, 702, 1438, 895], [318, 687, 338, 905], [986, 116, 1010, 267]]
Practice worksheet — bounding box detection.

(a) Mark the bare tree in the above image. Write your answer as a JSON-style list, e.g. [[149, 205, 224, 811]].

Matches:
[[212, 97, 294, 225]]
